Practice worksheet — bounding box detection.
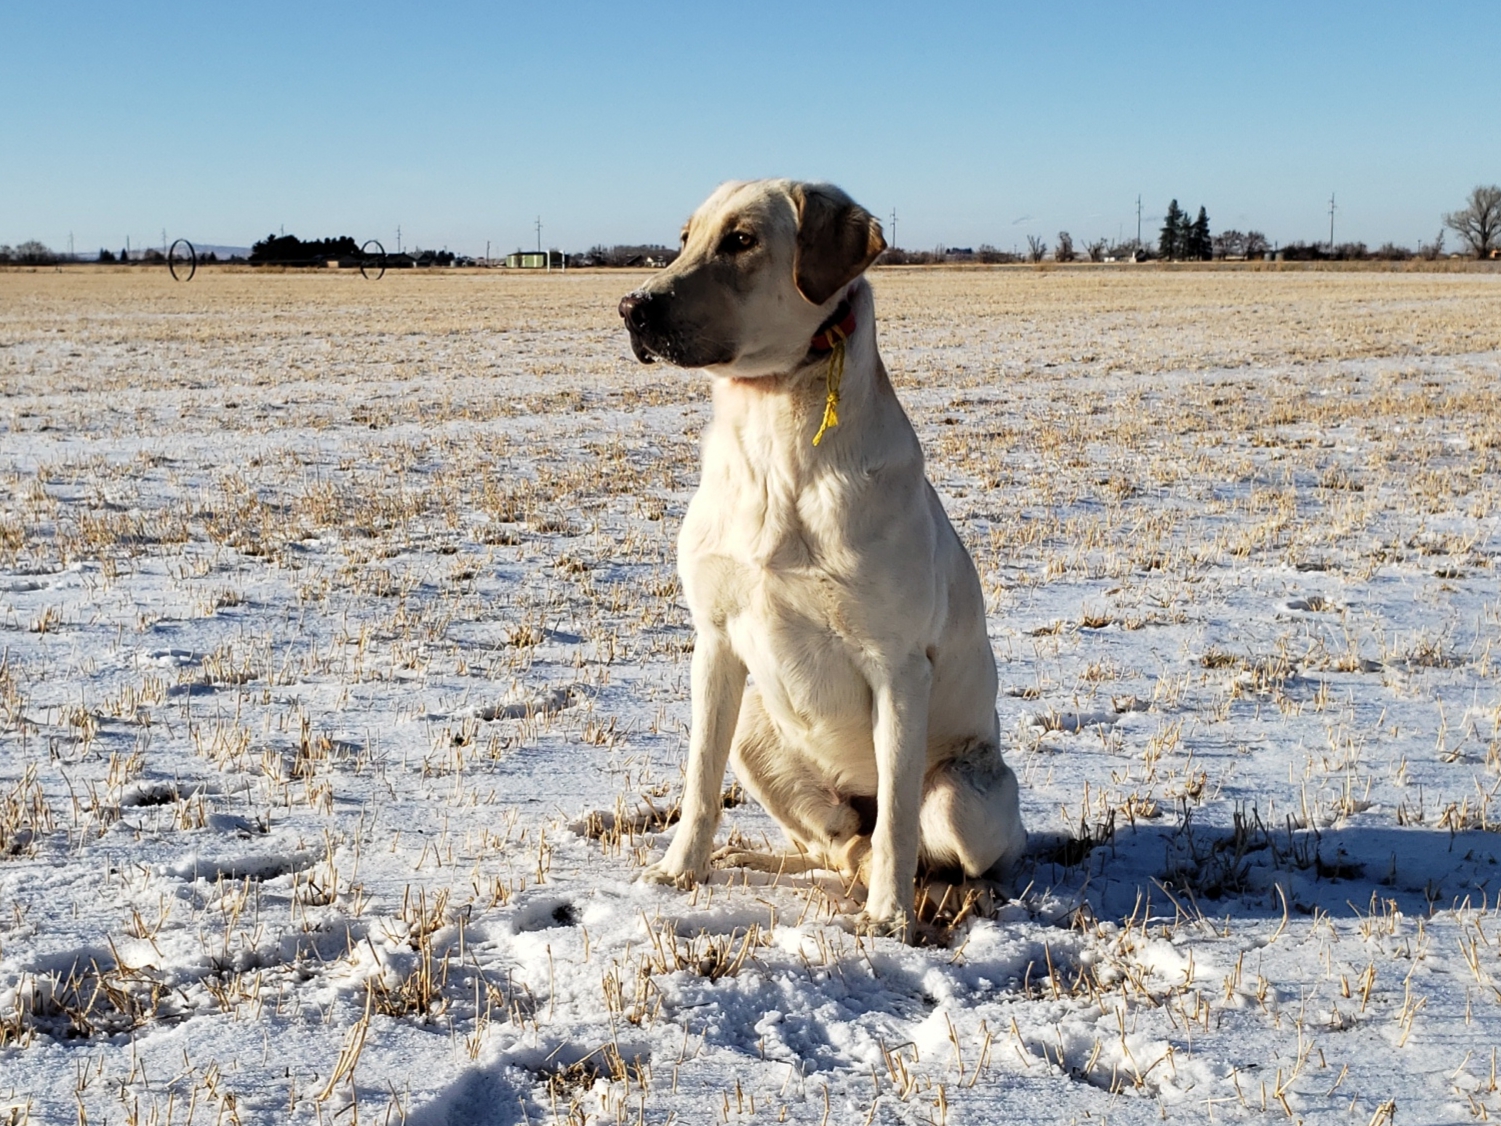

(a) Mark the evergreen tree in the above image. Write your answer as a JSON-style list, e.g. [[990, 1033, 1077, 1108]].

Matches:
[[1159, 200, 1183, 259], [1187, 207, 1212, 260]]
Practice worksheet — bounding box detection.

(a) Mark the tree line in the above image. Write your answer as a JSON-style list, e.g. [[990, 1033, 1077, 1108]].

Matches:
[[249, 234, 361, 265], [887, 184, 1496, 264], [4, 187, 1496, 268], [571, 244, 680, 268]]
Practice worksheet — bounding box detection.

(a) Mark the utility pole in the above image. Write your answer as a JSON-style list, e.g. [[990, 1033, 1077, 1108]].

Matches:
[[1136, 195, 1142, 249], [485, 239, 490, 264], [1328, 192, 1336, 253], [68, 232, 74, 260], [162, 228, 168, 255], [535, 216, 542, 253], [396, 225, 402, 254], [889, 208, 898, 250]]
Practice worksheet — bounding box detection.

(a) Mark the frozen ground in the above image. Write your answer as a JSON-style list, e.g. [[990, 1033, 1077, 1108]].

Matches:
[[2, 264, 1500, 1125]]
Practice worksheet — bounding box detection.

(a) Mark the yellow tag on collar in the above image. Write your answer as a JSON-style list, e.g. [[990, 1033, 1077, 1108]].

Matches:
[[811, 326, 847, 447]]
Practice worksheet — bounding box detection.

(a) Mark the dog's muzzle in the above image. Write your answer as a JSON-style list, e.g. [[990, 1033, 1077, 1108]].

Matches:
[[618, 290, 736, 368]]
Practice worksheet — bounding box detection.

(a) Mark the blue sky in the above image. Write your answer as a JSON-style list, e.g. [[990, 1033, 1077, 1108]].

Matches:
[[2, 2, 1497, 255]]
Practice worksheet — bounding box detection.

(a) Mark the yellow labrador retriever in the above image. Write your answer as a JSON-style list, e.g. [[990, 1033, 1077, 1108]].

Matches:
[[619, 180, 1025, 939]]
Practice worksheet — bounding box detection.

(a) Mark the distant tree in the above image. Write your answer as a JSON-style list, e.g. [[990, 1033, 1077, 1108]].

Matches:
[[876, 247, 944, 265], [120, 247, 130, 263], [1244, 231, 1270, 259], [0, 245, 12, 263], [1054, 231, 1075, 263], [1212, 230, 1244, 260], [975, 244, 1020, 264], [1372, 242, 1413, 261], [1158, 200, 1184, 259], [249, 233, 360, 265], [1280, 241, 1327, 261], [1185, 208, 1212, 260], [1084, 238, 1107, 262], [16, 240, 56, 265], [97, 248, 117, 263], [1443, 184, 1501, 258], [1417, 231, 1446, 261], [1026, 235, 1047, 263]]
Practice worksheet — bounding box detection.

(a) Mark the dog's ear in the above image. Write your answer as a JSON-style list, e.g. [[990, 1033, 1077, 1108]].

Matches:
[[790, 184, 887, 305]]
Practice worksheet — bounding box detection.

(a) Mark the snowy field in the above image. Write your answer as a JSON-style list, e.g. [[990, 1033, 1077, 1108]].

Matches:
[[2, 264, 1501, 1125]]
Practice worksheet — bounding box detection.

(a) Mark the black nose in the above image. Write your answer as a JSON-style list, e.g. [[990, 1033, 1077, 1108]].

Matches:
[[619, 292, 649, 331]]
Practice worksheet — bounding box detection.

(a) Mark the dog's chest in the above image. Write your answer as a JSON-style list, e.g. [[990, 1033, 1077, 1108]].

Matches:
[[681, 468, 851, 621], [680, 465, 874, 701]]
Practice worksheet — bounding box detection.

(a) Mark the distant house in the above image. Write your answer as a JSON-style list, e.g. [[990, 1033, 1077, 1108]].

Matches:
[[507, 250, 563, 269]]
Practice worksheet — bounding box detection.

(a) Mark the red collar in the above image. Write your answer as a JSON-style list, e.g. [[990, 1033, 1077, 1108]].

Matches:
[[808, 300, 856, 354]]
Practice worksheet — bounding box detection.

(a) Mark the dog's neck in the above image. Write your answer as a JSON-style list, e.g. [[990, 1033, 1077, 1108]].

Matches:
[[710, 279, 916, 472], [725, 279, 870, 386]]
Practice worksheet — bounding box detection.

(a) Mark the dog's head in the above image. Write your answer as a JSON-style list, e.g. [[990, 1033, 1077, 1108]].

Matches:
[[619, 180, 885, 378]]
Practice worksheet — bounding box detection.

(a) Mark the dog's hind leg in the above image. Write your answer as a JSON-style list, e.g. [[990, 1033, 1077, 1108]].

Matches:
[[918, 742, 1027, 880], [719, 688, 870, 875]]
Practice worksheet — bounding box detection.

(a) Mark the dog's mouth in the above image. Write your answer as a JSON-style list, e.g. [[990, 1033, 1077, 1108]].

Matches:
[[624, 324, 734, 370], [626, 326, 661, 364]]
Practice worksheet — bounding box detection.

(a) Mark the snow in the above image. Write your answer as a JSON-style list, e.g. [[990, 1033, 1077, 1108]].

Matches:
[[2, 266, 1500, 1124]]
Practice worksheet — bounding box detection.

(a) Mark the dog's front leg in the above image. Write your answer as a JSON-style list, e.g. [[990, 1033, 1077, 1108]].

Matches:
[[641, 629, 745, 888], [862, 653, 932, 940]]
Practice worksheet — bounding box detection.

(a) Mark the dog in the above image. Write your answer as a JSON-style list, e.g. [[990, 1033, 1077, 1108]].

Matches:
[[618, 180, 1026, 940]]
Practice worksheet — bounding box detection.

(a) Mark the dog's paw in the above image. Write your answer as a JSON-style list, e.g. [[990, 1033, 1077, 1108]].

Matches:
[[853, 908, 922, 945], [639, 860, 702, 889], [710, 846, 763, 869]]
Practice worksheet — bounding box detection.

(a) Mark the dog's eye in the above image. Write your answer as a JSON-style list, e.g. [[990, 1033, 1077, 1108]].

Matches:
[[718, 230, 756, 255]]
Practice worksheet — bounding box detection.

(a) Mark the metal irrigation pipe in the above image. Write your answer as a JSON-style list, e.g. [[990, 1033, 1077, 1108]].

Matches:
[[167, 239, 197, 282], [359, 239, 386, 280]]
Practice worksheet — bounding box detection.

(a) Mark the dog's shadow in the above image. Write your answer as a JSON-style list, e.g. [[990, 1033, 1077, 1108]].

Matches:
[[577, 793, 1501, 936], [1021, 812, 1501, 928]]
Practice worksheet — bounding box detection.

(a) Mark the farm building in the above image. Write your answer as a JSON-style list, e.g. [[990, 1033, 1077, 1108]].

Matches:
[[506, 250, 564, 269]]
